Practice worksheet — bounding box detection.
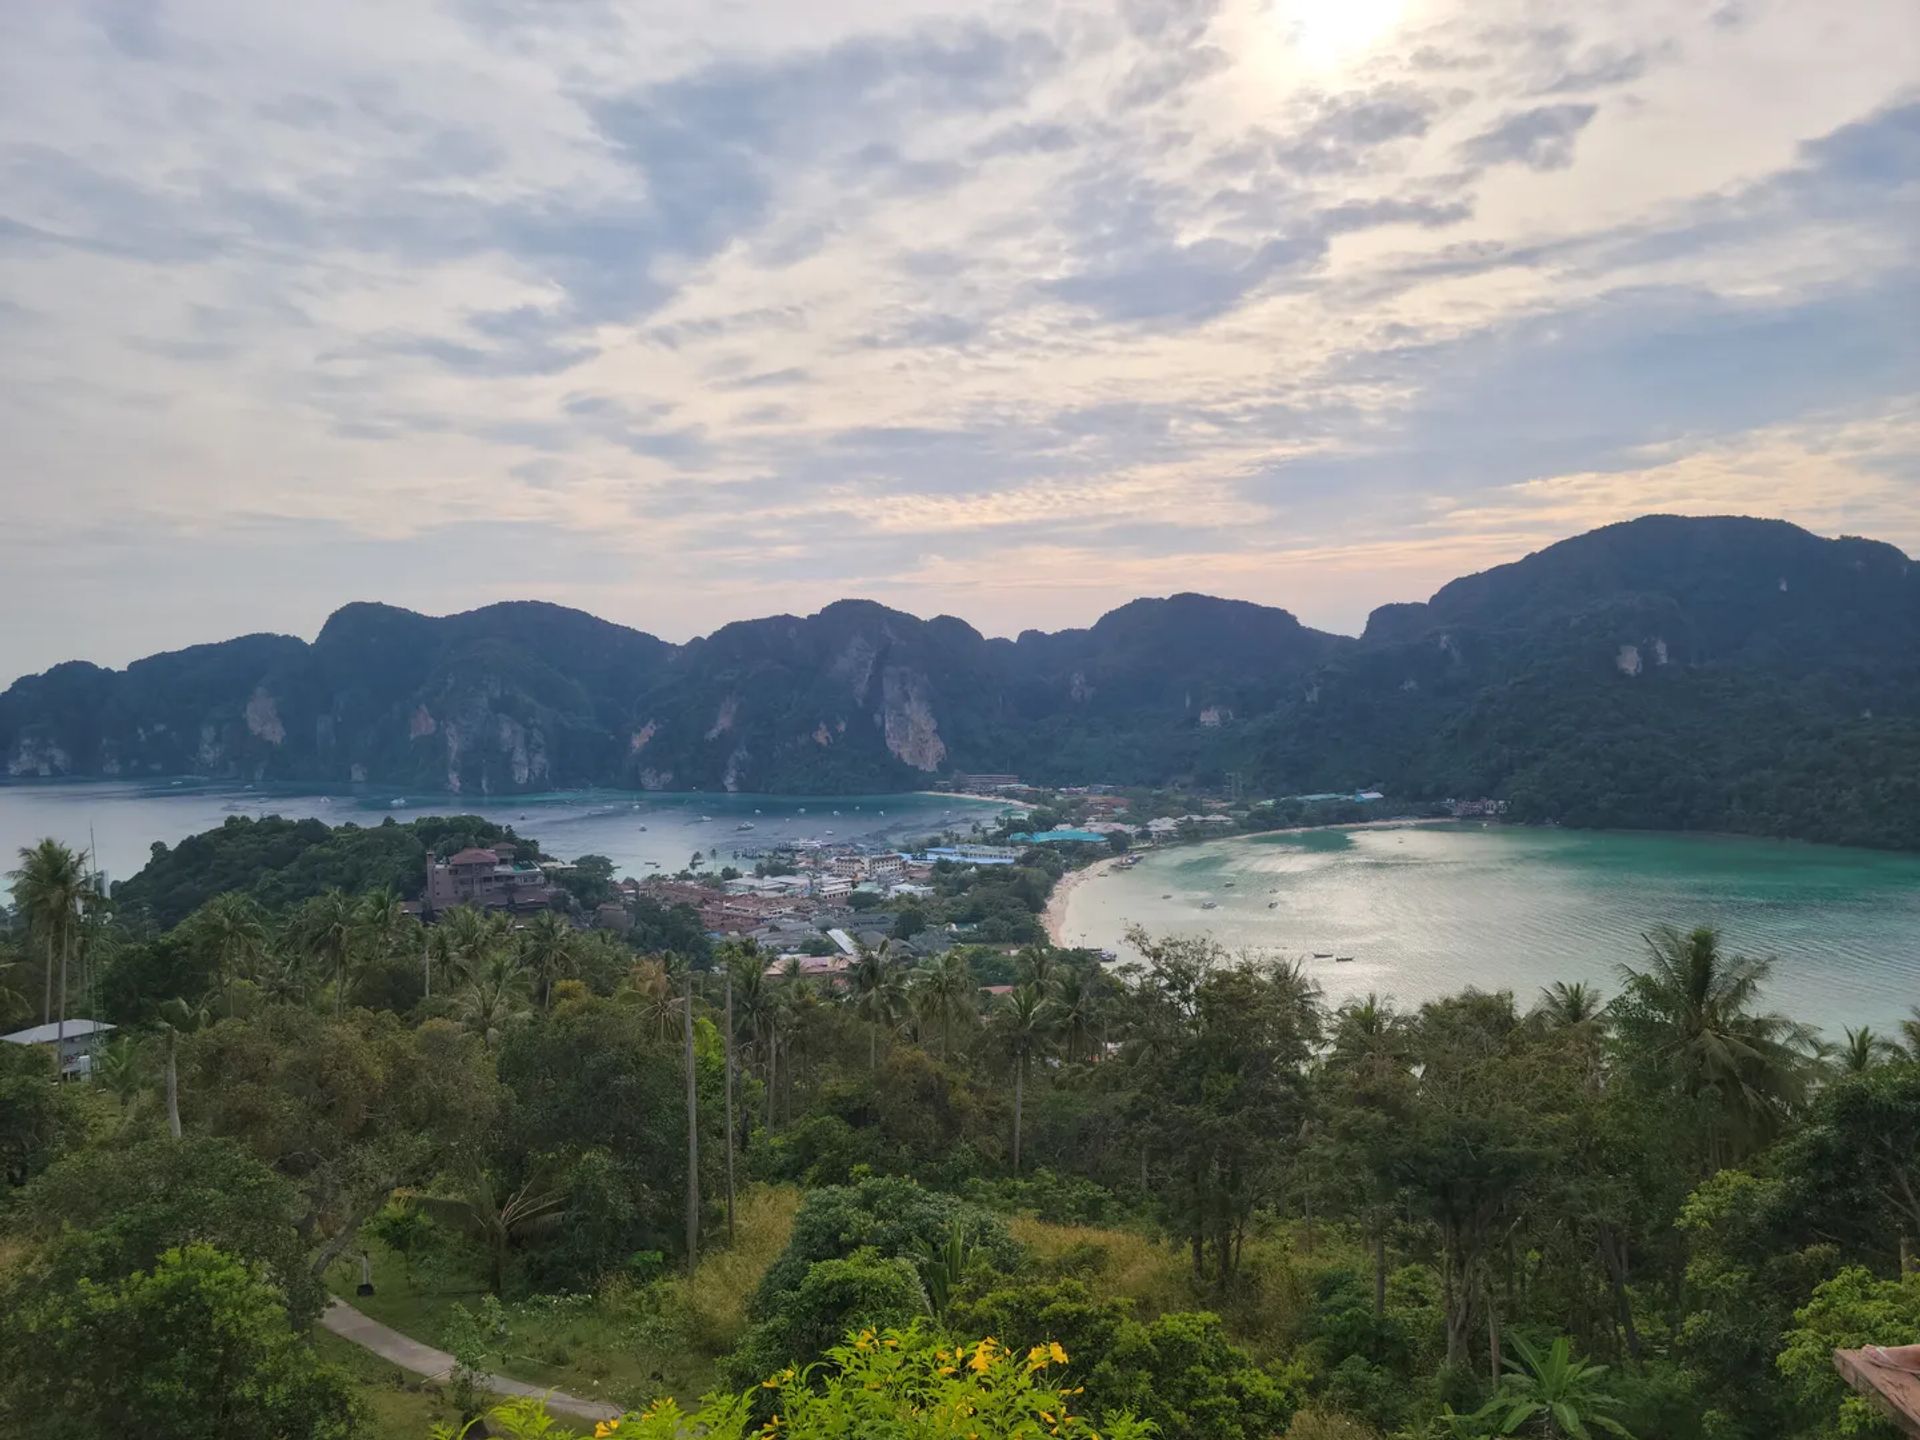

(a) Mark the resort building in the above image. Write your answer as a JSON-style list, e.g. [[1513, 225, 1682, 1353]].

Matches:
[[422, 845, 560, 917], [2, 1017, 114, 1081]]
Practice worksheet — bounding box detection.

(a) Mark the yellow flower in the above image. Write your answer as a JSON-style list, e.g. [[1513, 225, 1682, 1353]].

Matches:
[[1049, 1341, 1069, 1365], [969, 1340, 996, 1373], [1027, 1345, 1050, 1371], [939, 1365, 957, 1377], [761, 1378, 780, 1389], [593, 1423, 621, 1438]]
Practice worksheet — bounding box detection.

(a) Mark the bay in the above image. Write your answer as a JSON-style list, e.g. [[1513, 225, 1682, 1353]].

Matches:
[[0, 780, 1007, 891], [1056, 822, 1920, 1037]]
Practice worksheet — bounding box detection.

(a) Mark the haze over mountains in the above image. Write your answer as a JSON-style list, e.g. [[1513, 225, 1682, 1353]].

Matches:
[[4, 515, 1917, 848]]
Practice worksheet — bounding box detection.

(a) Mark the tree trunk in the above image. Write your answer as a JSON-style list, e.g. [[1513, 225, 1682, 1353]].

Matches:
[[683, 970, 699, 1273], [869, 1022, 878, 1072], [765, 1033, 776, 1132], [1374, 1214, 1388, 1320], [56, 928, 69, 1052], [1598, 1227, 1643, 1361], [165, 1035, 182, 1139], [423, 936, 431, 1000], [1487, 1286, 1502, 1387], [1012, 1054, 1025, 1172], [724, 973, 736, 1245]]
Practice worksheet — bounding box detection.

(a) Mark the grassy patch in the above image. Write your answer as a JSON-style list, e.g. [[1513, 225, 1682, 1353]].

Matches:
[[1008, 1214, 1197, 1316], [312, 1327, 457, 1440], [321, 1184, 802, 1415]]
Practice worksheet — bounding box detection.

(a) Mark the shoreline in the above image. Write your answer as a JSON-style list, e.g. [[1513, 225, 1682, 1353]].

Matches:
[[1041, 817, 1459, 945], [1043, 854, 1123, 945]]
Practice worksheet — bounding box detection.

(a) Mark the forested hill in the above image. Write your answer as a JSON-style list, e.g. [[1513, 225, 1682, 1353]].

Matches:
[[3, 515, 1917, 847]]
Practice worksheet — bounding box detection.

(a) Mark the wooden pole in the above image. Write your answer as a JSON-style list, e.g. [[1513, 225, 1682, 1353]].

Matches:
[[724, 969, 737, 1244], [683, 963, 699, 1273]]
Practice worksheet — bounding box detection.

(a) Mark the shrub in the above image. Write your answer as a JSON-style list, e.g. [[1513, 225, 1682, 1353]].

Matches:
[[722, 1250, 927, 1391], [439, 1325, 1152, 1440]]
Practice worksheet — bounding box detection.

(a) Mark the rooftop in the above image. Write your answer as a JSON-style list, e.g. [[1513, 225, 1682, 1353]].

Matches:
[[3, 1018, 114, 1045]]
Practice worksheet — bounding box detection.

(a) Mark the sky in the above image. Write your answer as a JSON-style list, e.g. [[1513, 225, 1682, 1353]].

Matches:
[[0, 0, 1916, 681]]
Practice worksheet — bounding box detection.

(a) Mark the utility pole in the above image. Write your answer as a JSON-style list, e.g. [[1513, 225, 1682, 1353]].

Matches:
[[724, 968, 737, 1244], [683, 960, 699, 1273]]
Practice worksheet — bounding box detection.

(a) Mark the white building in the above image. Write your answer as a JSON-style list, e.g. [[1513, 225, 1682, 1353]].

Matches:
[[2, 1018, 115, 1081]]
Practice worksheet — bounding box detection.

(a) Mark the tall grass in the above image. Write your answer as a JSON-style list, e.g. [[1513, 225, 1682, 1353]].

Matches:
[[664, 1184, 802, 1353]]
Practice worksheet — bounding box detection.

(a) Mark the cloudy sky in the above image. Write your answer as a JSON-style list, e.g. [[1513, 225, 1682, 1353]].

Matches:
[[1, 0, 1915, 680]]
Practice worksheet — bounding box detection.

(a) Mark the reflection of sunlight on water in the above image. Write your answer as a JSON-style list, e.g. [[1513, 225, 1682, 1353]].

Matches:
[[1072, 827, 1920, 1035]]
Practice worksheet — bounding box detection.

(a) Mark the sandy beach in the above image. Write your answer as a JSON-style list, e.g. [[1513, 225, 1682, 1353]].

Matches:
[[1043, 854, 1123, 944], [1042, 818, 1463, 945]]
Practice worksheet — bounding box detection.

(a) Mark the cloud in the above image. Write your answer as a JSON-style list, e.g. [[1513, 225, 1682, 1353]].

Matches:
[[1460, 103, 1599, 170], [0, 0, 1915, 676]]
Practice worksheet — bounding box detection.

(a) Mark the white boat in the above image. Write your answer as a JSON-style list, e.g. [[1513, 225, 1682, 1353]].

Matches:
[[1200, 900, 1218, 910]]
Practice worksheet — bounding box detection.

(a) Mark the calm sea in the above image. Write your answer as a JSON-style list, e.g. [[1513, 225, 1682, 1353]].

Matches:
[[0, 780, 1009, 892], [1058, 823, 1920, 1037]]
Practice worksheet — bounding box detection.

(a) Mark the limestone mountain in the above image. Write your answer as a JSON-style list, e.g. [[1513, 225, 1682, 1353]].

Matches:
[[3, 515, 1916, 847]]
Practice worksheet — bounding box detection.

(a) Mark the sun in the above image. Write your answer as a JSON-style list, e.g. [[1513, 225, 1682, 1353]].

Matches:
[[1278, 0, 1408, 70]]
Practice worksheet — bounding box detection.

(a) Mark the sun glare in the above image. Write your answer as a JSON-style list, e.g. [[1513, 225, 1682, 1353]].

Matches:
[[1280, 0, 1407, 70]]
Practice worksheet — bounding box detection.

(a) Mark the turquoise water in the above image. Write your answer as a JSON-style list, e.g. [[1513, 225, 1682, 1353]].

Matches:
[[0, 780, 1009, 892], [1058, 824, 1920, 1037]]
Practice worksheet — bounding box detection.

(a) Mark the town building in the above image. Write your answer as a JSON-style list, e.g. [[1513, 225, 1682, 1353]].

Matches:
[[2, 1017, 114, 1081], [423, 845, 561, 917]]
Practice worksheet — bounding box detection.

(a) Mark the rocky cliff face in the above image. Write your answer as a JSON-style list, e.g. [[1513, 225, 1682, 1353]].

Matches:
[[4, 518, 1917, 840]]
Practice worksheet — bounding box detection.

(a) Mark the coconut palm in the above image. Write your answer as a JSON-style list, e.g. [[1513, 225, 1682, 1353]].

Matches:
[[0, 955, 26, 1026], [517, 910, 578, 1009], [1049, 965, 1101, 1064], [1900, 1006, 1920, 1060], [437, 905, 507, 988], [995, 982, 1053, 1173], [454, 949, 531, 1052], [1832, 1025, 1902, 1074], [293, 889, 364, 1015], [915, 950, 978, 1060], [620, 956, 678, 1042], [1615, 925, 1814, 1164], [849, 943, 907, 1071], [92, 1035, 145, 1110], [1327, 993, 1415, 1082], [187, 892, 270, 1014], [156, 995, 210, 1139], [409, 1163, 564, 1295], [1535, 980, 1608, 1029], [10, 839, 96, 1041]]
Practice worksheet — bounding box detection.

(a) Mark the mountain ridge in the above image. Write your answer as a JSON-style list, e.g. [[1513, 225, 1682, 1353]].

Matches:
[[4, 514, 1917, 848]]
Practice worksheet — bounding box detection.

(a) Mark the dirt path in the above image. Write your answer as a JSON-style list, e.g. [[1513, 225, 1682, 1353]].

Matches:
[[320, 1297, 622, 1423]]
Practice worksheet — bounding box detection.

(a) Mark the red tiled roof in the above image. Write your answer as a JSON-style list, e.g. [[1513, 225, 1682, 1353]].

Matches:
[[447, 848, 499, 865]]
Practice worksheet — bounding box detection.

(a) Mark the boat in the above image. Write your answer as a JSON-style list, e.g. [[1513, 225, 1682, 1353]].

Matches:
[[1312, 952, 1332, 959], [735, 822, 756, 832], [1334, 956, 1355, 963], [390, 797, 407, 807], [1267, 901, 1278, 909], [1223, 881, 1235, 887], [699, 815, 712, 822], [638, 825, 647, 832], [1200, 900, 1218, 910], [1162, 893, 1172, 899]]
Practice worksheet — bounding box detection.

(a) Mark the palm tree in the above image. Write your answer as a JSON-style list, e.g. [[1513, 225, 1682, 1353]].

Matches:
[[437, 905, 507, 989], [10, 839, 95, 1042], [1535, 980, 1608, 1029], [995, 982, 1053, 1173], [156, 996, 210, 1139], [1327, 993, 1414, 1082], [410, 1163, 564, 1294], [849, 943, 906, 1071], [294, 889, 364, 1015], [1049, 965, 1100, 1064], [620, 956, 678, 1042], [188, 893, 270, 1014], [517, 911, 578, 1010], [1833, 1025, 1902, 1074], [913, 951, 977, 1060], [1900, 1006, 1920, 1060], [0, 955, 27, 1026], [92, 1035, 145, 1110], [454, 950, 531, 1052], [1469, 1334, 1637, 1439], [1616, 925, 1814, 1164]]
